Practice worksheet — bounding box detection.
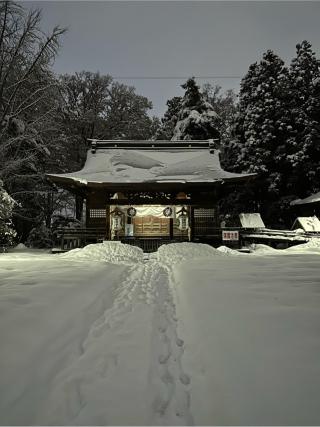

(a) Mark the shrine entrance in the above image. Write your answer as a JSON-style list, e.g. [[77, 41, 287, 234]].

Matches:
[[132, 216, 170, 237], [109, 204, 189, 241]]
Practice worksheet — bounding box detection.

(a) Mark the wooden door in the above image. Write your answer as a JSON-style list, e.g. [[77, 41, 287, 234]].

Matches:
[[133, 216, 170, 236]]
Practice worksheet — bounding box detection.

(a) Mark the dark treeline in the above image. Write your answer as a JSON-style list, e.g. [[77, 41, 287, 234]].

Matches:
[[1, 1, 320, 245], [157, 44, 320, 228]]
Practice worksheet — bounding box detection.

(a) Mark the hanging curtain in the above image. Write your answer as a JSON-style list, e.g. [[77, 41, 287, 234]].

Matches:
[[135, 206, 174, 218]]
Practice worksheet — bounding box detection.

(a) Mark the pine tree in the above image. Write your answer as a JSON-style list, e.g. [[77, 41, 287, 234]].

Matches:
[[234, 52, 291, 184], [223, 43, 320, 226], [224, 51, 295, 225], [288, 41, 320, 196], [155, 96, 182, 140], [172, 78, 220, 141]]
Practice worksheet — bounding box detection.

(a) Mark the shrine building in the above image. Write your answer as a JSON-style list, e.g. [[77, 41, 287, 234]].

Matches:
[[46, 140, 255, 251]]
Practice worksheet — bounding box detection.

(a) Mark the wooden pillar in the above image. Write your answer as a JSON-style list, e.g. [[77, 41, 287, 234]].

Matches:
[[85, 202, 90, 228], [189, 206, 195, 242], [105, 205, 110, 240], [75, 195, 83, 221], [169, 217, 174, 240]]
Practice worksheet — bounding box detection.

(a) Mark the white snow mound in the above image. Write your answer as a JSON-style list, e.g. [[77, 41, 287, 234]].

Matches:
[[249, 243, 280, 254], [285, 237, 320, 254], [157, 242, 225, 266], [61, 241, 144, 264], [217, 245, 242, 255], [13, 243, 27, 251], [250, 238, 320, 255]]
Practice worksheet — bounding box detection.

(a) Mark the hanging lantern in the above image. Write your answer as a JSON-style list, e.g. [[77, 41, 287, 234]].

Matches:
[[112, 215, 122, 231], [177, 207, 189, 231], [111, 208, 123, 231]]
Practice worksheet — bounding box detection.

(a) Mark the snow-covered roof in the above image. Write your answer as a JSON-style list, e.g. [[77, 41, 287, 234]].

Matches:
[[291, 192, 320, 206], [239, 213, 266, 229], [292, 216, 320, 232], [47, 140, 255, 188]]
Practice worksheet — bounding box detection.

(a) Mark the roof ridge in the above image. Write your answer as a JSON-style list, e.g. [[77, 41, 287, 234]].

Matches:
[[89, 139, 219, 152]]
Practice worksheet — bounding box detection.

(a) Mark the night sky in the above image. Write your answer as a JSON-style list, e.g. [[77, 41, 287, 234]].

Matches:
[[23, 1, 320, 116]]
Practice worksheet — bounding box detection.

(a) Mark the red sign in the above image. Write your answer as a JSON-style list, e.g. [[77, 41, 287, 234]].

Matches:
[[222, 230, 239, 241]]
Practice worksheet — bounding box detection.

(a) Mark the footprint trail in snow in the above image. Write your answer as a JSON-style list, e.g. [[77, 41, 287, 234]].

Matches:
[[36, 249, 193, 426]]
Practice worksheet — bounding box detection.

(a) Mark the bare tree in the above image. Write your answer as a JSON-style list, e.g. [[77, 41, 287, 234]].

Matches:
[[0, 1, 66, 238]]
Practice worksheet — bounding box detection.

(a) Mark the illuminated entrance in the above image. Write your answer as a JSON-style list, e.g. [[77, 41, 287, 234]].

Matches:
[[109, 205, 189, 240]]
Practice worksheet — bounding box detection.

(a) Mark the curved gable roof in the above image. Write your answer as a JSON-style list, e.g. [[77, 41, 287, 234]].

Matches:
[[46, 140, 255, 188]]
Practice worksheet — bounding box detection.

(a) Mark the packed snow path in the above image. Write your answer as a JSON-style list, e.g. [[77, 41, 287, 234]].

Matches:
[[1, 242, 320, 425]]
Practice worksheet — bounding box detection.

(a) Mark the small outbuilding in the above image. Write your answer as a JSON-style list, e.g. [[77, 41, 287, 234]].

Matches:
[[292, 216, 320, 233]]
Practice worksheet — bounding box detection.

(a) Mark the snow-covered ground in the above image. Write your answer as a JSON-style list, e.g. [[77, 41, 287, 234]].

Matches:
[[0, 241, 320, 425]]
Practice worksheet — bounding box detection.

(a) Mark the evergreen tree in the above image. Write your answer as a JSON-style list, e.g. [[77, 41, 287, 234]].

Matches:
[[172, 78, 220, 141], [288, 41, 320, 196], [224, 51, 294, 225], [155, 96, 182, 140], [233, 51, 290, 184]]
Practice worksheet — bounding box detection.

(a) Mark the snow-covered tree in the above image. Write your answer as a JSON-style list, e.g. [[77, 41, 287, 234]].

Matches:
[[0, 180, 16, 245], [232, 51, 291, 183], [172, 78, 220, 141], [222, 51, 295, 225], [155, 96, 182, 140], [218, 42, 320, 226], [287, 41, 320, 196], [0, 1, 66, 239]]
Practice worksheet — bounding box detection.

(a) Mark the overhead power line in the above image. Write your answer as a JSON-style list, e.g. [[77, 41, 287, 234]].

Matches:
[[113, 76, 243, 80]]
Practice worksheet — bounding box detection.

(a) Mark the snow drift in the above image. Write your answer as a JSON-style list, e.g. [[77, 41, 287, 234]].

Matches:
[[61, 241, 144, 264], [1, 241, 320, 425]]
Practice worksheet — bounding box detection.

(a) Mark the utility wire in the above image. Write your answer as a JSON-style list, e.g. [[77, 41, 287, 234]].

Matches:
[[113, 76, 243, 79]]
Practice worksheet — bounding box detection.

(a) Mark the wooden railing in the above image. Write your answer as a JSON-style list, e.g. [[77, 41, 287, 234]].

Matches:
[[54, 227, 106, 250], [53, 225, 315, 252]]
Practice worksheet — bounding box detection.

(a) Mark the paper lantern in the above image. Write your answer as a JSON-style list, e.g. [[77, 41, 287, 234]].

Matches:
[[178, 208, 189, 230], [112, 215, 122, 231]]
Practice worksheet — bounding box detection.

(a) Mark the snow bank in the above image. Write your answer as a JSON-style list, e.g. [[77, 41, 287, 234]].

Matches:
[[61, 241, 144, 264], [249, 243, 281, 254], [217, 245, 242, 255], [250, 238, 320, 255], [285, 237, 320, 254], [157, 242, 225, 266]]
